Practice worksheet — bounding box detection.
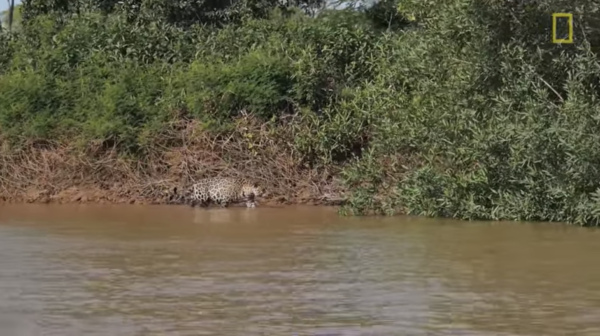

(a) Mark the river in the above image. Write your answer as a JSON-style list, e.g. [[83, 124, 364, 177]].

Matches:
[[0, 204, 599, 336]]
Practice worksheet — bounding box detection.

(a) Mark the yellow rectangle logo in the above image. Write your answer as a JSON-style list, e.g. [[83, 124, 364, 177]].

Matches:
[[552, 13, 573, 44]]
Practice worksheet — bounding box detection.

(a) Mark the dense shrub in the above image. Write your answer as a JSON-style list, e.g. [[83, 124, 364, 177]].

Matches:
[[339, 0, 600, 225]]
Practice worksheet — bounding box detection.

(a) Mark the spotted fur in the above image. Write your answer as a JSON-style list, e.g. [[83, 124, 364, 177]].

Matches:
[[176, 177, 264, 208]]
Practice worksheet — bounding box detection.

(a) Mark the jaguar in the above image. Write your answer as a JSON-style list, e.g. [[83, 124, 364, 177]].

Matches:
[[172, 177, 264, 208]]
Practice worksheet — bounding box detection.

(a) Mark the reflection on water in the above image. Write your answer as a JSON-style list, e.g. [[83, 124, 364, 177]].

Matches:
[[0, 204, 599, 335]]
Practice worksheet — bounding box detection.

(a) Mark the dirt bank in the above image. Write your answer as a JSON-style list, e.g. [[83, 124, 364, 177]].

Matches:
[[0, 185, 345, 207], [0, 116, 347, 207]]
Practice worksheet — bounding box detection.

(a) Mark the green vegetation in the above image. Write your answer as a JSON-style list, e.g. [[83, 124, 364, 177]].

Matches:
[[2, 0, 600, 225]]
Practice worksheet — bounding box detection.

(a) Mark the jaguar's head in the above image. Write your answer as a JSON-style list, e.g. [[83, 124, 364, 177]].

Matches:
[[241, 181, 265, 199]]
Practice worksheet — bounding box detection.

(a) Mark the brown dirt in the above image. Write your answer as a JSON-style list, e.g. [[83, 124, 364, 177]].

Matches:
[[0, 114, 347, 207]]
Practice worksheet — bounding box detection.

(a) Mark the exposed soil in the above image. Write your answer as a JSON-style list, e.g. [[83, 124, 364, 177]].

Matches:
[[0, 185, 344, 207]]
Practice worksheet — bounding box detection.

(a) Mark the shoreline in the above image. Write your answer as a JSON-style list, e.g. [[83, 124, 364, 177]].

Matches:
[[0, 117, 347, 210], [0, 186, 345, 207]]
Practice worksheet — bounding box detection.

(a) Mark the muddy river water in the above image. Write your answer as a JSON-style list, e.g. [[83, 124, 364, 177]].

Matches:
[[0, 204, 599, 336]]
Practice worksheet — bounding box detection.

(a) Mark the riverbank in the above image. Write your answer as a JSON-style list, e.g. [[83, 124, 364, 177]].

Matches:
[[3, 1, 600, 225], [0, 116, 347, 207], [0, 186, 345, 207]]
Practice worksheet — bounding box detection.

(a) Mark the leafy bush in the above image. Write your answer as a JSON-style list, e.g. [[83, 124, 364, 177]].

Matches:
[[338, 0, 600, 225]]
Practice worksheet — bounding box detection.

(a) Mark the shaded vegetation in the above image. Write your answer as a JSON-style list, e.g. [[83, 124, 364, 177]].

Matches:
[[2, 0, 600, 225]]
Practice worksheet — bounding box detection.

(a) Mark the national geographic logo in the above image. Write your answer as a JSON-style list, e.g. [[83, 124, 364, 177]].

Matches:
[[552, 13, 573, 44]]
